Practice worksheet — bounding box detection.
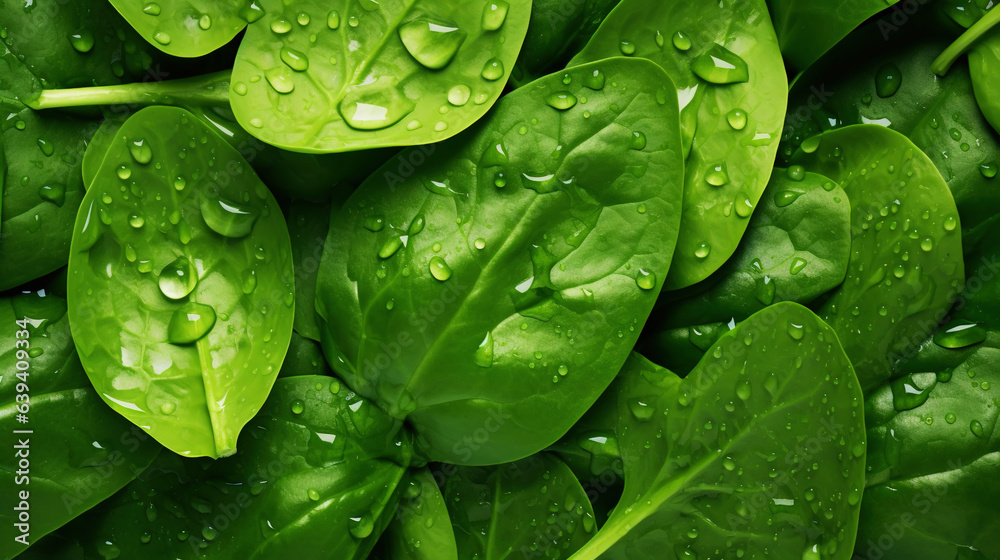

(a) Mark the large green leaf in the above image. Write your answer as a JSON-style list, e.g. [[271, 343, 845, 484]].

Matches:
[[791, 125, 965, 392], [66, 107, 294, 458], [377, 468, 458, 560], [444, 453, 597, 559], [572, 303, 867, 560], [0, 0, 157, 291], [570, 0, 788, 289], [108, 0, 247, 58], [315, 58, 683, 465], [229, 0, 533, 153], [0, 283, 160, 560], [641, 167, 851, 373], [19, 375, 411, 560]]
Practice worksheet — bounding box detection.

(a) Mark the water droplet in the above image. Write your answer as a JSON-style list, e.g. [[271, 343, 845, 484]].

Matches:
[[378, 236, 404, 259], [296, 12, 311, 25], [68, 31, 95, 53], [627, 398, 654, 420], [943, 216, 958, 231], [363, 216, 385, 232], [271, 18, 292, 34], [980, 163, 998, 178], [265, 67, 295, 94], [775, 190, 803, 207], [158, 257, 198, 300], [789, 257, 807, 275], [280, 47, 309, 71], [583, 69, 605, 90], [327, 10, 341, 29], [429, 256, 452, 281], [160, 401, 176, 415], [339, 76, 415, 130], [691, 44, 749, 84], [167, 302, 217, 345], [399, 18, 467, 69], [448, 84, 471, 106], [933, 322, 987, 349], [726, 109, 747, 130], [786, 165, 806, 182], [970, 420, 985, 438], [199, 14, 213, 30], [202, 526, 217, 541], [694, 243, 711, 259], [875, 63, 902, 98], [143, 3, 161, 15], [546, 91, 577, 111], [482, 1, 509, 31], [705, 163, 729, 186], [129, 139, 153, 164], [200, 197, 259, 238], [38, 183, 66, 207], [308, 489, 321, 501], [636, 269, 656, 290], [672, 31, 692, 51], [474, 238, 486, 250], [291, 400, 305, 414], [736, 381, 751, 400], [129, 214, 145, 228], [630, 131, 647, 150], [474, 331, 494, 367], [242, 269, 258, 294], [619, 41, 636, 55], [153, 31, 171, 45], [787, 322, 804, 340], [173, 176, 186, 190], [481, 58, 505, 81]]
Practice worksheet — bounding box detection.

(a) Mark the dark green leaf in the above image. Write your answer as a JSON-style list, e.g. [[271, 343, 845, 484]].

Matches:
[[379, 468, 458, 560], [315, 58, 683, 465]]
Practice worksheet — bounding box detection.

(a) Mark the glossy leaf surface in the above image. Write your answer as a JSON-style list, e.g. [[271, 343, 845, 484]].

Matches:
[[316, 58, 683, 465], [0, 285, 160, 559], [108, 0, 247, 58], [641, 168, 851, 373], [573, 303, 866, 560], [67, 107, 294, 458], [791, 125, 965, 392], [20, 375, 410, 560], [570, 0, 787, 289], [444, 453, 596, 559], [230, 0, 532, 153], [379, 468, 458, 560]]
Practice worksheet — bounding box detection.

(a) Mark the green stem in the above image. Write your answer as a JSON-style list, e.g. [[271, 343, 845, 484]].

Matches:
[[932, 6, 1000, 75], [27, 70, 232, 111]]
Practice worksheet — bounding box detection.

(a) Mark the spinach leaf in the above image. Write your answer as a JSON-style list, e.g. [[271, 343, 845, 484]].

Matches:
[[0, 0, 158, 292], [641, 167, 851, 373], [377, 468, 458, 560], [860, 332, 1000, 559], [0, 284, 160, 559], [569, 0, 788, 290], [572, 302, 867, 560], [969, 33, 1000, 138], [781, 23, 1000, 237], [66, 106, 295, 459], [228, 0, 532, 153], [767, 0, 901, 71], [511, 0, 621, 87], [279, 332, 334, 378], [108, 0, 247, 58], [315, 58, 683, 465], [790, 125, 965, 392], [443, 453, 597, 559], [21, 375, 411, 560]]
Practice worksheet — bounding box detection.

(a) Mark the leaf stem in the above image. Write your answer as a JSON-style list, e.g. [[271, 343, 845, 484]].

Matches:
[[27, 70, 232, 111], [932, 6, 1000, 75]]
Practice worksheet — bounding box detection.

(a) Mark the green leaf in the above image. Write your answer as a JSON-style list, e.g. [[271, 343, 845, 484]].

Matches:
[[768, 0, 901, 71], [315, 58, 683, 465], [641, 167, 851, 373], [791, 125, 965, 392], [379, 468, 458, 560], [108, 0, 248, 58], [66, 107, 295, 458], [860, 331, 1000, 559], [287, 199, 334, 341], [569, 0, 788, 290], [0, 0, 158, 292], [279, 331, 334, 378], [781, 26, 1000, 237], [572, 302, 867, 560], [443, 453, 597, 559], [20, 375, 411, 560], [229, 0, 533, 153], [0, 284, 160, 559]]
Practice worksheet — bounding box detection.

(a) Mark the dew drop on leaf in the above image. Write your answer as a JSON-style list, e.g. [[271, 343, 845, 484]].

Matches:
[[482, 1, 509, 31], [158, 256, 198, 300], [546, 92, 577, 111], [691, 44, 749, 84], [429, 256, 452, 281], [399, 18, 467, 69], [481, 58, 505, 81], [167, 302, 217, 345], [200, 197, 259, 238]]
